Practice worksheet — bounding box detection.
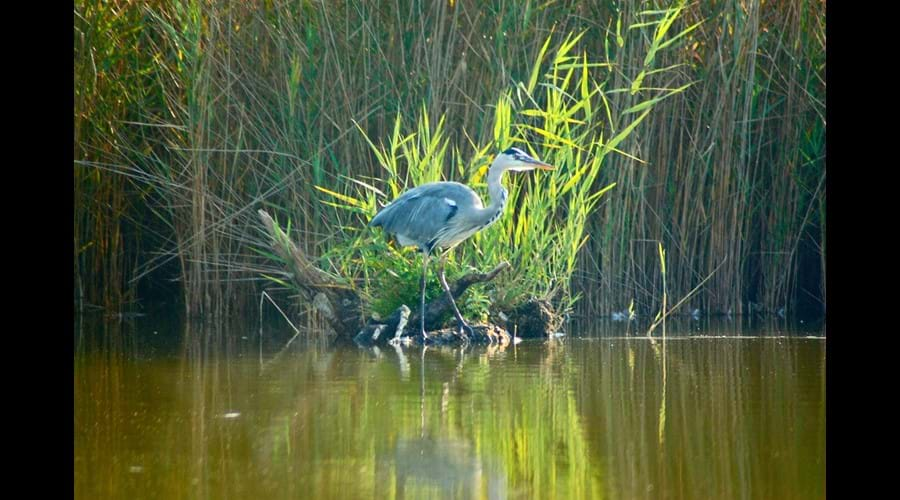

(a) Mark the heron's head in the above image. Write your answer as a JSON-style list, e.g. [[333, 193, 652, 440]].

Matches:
[[494, 147, 554, 173]]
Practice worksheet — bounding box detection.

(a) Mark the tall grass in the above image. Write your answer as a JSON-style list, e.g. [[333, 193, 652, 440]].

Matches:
[[74, 0, 158, 312], [578, 0, 826, 319], [316, 21, 691, 322], [74, 0, 826, 322]]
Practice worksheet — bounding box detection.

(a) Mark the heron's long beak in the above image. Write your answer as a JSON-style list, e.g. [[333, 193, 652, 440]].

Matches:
[[508, 152, 555, 172], [525, 158, 555, 171]]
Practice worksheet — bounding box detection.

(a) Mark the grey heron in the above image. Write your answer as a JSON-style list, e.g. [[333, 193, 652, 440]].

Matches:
[[369, 147, 554, 340]]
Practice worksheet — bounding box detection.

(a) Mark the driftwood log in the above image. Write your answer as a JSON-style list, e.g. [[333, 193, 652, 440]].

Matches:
[[258, 209, 559, 345], [258, 209, 365, 338]]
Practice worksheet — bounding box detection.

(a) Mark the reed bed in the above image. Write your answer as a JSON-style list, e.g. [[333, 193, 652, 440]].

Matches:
[[74, 0, 826, 322]]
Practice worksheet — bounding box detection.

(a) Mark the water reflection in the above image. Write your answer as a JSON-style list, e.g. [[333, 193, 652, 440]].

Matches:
[[372, 347, 508, 499], [573, 337, 825, 499], [387, 436, 507, 499], [75, 318, 824, 499]]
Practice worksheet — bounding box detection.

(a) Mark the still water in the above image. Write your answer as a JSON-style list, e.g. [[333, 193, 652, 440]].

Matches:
[[75, 316, 825, 499]]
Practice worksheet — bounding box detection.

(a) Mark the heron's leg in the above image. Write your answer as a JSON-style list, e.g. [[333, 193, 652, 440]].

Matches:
[[438, 251, 475, 338], [420, 252, 430, 340]]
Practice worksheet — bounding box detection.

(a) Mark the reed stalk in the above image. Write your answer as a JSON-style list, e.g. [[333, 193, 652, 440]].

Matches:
[[74, 0, 826, 322]]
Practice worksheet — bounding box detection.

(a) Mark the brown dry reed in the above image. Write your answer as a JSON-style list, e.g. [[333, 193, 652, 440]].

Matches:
[[74, 0, 825, 323]]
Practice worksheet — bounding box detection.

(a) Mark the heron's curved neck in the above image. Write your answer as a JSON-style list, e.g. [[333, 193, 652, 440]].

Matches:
[[478, 165, 509, 228]]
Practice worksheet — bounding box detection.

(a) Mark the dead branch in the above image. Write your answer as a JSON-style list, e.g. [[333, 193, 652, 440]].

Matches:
[[258, 209, 364, 337]]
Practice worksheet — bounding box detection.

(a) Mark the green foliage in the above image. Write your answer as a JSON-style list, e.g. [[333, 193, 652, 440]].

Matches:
[[75, 0, 826, 320], [317, 24, 691, 322]]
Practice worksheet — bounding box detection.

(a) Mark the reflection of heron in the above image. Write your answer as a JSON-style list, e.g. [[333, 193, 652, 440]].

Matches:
[[370, 147, 554, 340], [382, 347, 507, 499], [393, 436, 507, 499]]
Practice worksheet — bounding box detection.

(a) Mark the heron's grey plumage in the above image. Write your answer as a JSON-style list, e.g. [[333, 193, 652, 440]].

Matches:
[[369, 148, 553, 339], [369, 182, 486, 253]]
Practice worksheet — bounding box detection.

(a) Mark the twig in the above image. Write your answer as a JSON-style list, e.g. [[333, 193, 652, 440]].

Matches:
[[647, 257, 728, 337], [259, 290, 303, 369]]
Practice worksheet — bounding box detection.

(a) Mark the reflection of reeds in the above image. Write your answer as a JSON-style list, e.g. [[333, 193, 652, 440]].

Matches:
[[75, 333, 600, 498], [75, 323, 824, 499], [575, 338, 825, 499], [74, 318, 144, 498]]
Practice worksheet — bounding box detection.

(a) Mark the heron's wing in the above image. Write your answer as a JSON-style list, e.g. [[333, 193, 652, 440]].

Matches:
[[370, 183, 475, 250]]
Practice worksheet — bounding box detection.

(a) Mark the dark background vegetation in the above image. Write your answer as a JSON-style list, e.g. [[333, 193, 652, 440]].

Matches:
[[74, 0, 825, 322]]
